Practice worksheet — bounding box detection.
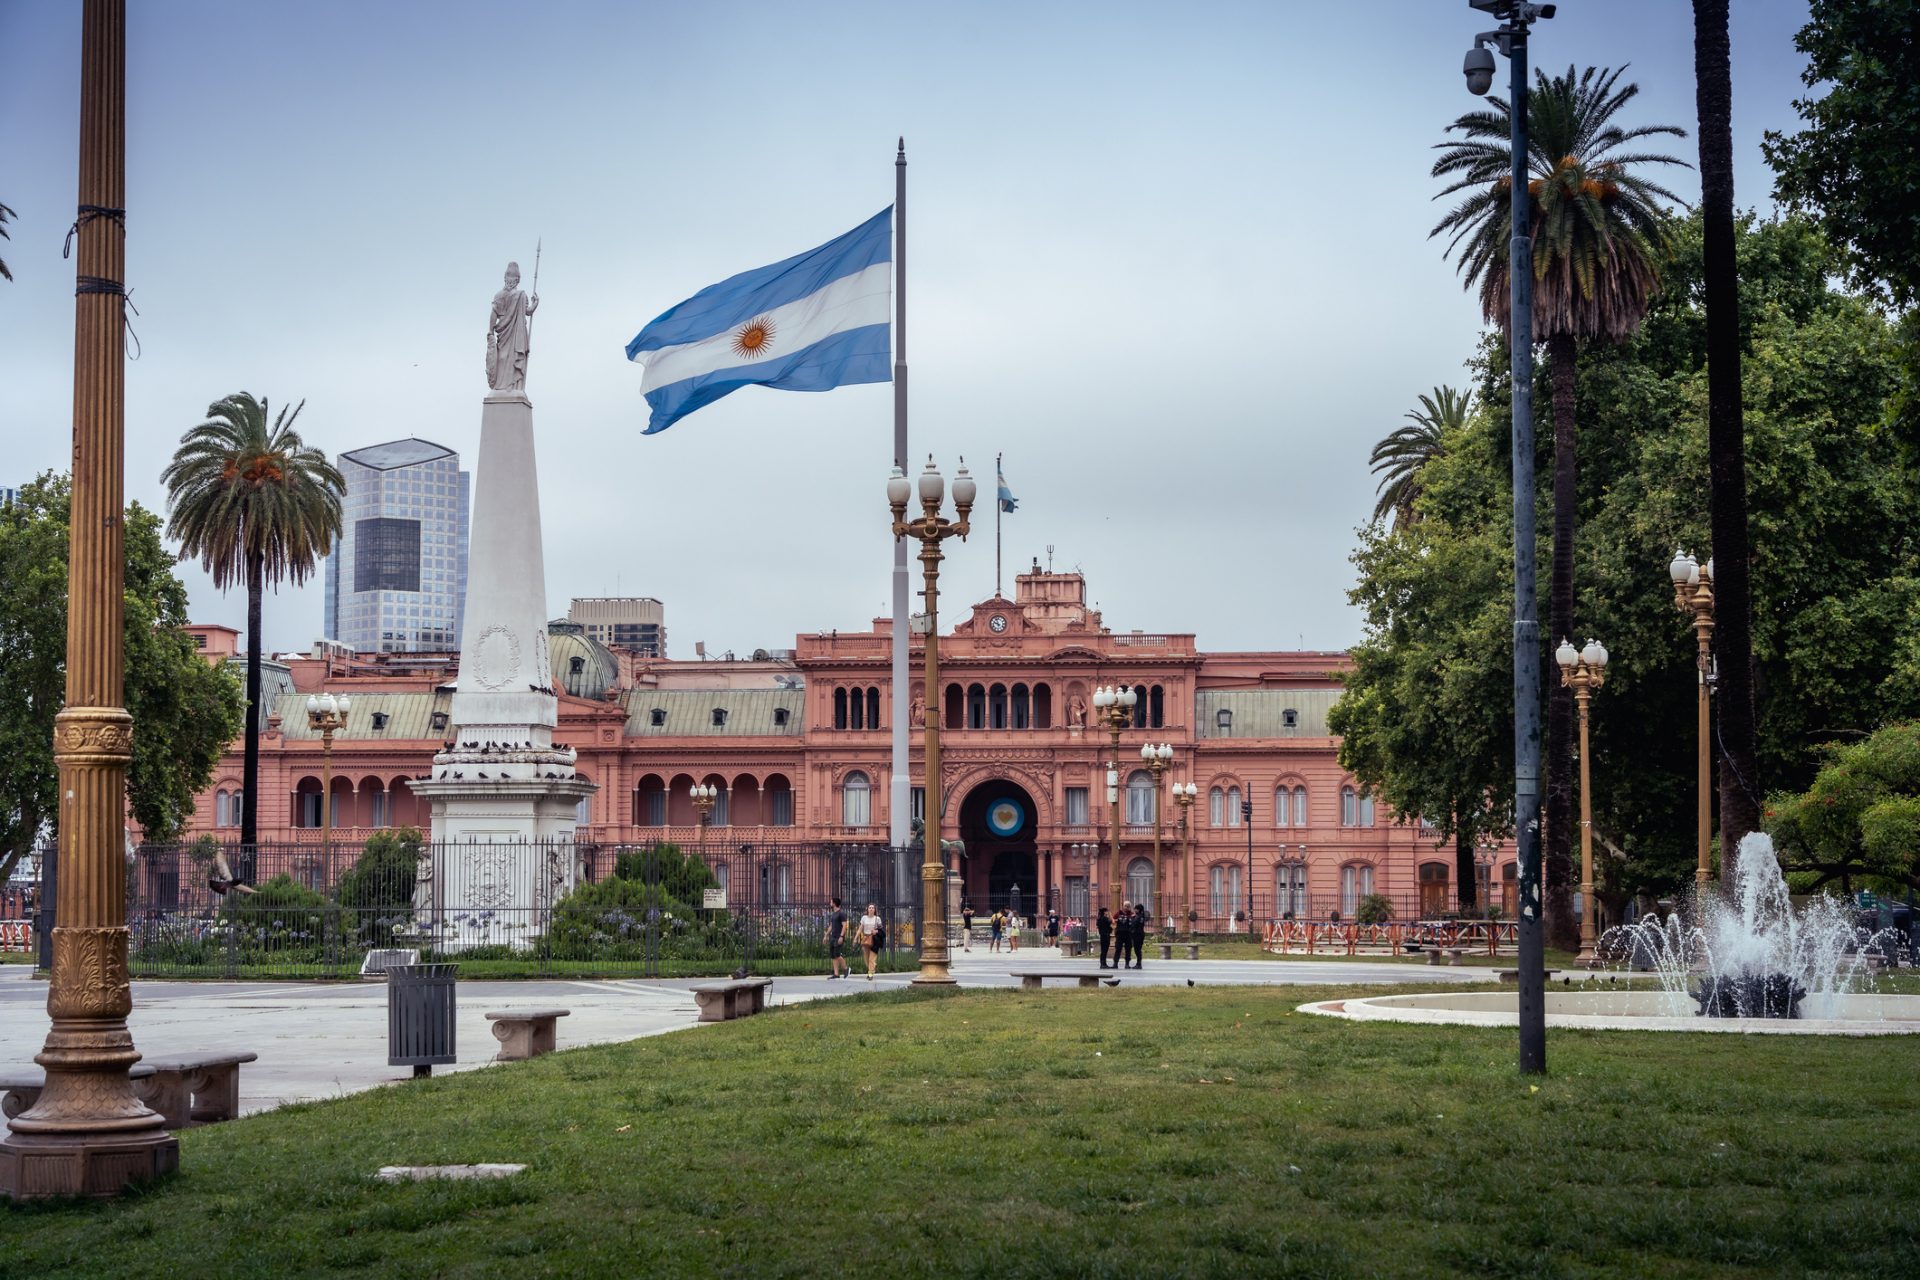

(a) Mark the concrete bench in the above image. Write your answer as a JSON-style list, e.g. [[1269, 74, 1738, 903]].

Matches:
[[1015, 972, 1111, 990], [1156, 942, 1204, 961], [691, 977, 773, 1023], [1497, 969, 1560, 984], [485, 1008, 571, 1061], [4, 1052, 255, 1129], [1425, 947, 1470, 966]]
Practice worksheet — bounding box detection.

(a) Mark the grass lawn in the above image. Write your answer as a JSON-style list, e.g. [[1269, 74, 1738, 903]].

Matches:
[[1185, 936, 1583, 968], [5, 985, 1917, 1278]]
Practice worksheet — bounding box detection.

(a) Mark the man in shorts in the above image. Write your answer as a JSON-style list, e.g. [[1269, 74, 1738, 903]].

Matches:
[[825, 896, 850, 979]]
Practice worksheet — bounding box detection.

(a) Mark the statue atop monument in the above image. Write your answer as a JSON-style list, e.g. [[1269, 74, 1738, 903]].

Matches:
[[486, 260, 539, 392]]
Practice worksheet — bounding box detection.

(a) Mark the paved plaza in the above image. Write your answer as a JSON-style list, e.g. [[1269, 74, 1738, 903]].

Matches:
[[0, 949, 1512, 1117]]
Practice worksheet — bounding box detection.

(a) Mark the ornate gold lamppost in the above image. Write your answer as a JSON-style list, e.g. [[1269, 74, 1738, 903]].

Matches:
[[1139, 742, 1172, 918], [305, 693, 351, 869], [1091, 685, 1136, 915], [0, 0, 181, 1200], [690, 783, 719, 862], [1555, 637, 1610, 968], [1172, 780, 1198, 932], [888, 456, 975, 985], [1668, 550, 1715, 889]]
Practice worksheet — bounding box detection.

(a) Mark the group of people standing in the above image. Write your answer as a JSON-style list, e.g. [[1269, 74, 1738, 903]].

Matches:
[[824, 896, 885, 980], [1096, 902, 1150, 970]]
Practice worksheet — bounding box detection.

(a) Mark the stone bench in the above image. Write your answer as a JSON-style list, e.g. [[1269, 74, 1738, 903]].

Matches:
[[1497, 969, 1561, 984], [485, 1008, 571, 1061], [691, 977, 773, 1023], [1015, 972, 1112, 990], [3, 1052, 256, 1129], [1156, 942, 1203, 961], [1425, 947, 1470, 966]]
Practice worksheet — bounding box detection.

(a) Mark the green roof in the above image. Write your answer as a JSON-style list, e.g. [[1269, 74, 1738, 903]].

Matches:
[[273, 691, 453, 741], [621, 688, 804, 737], [1194, 690, 1340, 739]]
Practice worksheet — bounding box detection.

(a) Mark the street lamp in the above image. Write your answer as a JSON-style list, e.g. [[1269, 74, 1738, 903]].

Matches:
[[1669, 549, 1716, 890], [1139, 742, 1173, 917], [1172, 781, 1198, 932], [1461, 0, 1555, 1076], [306, 693, 351, 870], [1555, 637, 1609, 967], [690, 782, 719, 861], [1092, 685, 1138, 915], [889, 455, 975, 985]]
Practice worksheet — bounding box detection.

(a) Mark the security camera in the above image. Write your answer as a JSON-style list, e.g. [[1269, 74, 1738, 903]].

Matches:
[[1463, 46, 1496, 95]]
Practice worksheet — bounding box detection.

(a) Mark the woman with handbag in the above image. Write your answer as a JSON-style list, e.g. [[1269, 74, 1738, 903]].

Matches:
[[859, 902, 884, 980]]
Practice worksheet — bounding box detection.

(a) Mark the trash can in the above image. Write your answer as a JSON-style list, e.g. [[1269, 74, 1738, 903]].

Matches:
[[1067, 924, 1089, 957], [387, 962, 458, 1077]]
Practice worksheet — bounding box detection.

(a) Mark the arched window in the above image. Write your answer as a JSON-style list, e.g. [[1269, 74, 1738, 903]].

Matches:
[[1149, 685, 1164, 729], [1033, 683, 1052, 729], [867, 687, 880, 729], [1502, 862, 1519, 917], [842, 772, 871, 827], [1340, 862, 1375, 918], [1292, 786, 1308, 827], [294, 777, 323, 829], [766, 774, 794, 826], [1359, 793, 1375, 827], [833, 687, 848, 730], [1226, 786, 1242, 827], [1127, 857, 1155, 911], [1419, 862, 1450, 917], [365, 779, 390, 828], [1341, 785, 1358, 827], [1209, 786, 1225, 827], [1125, 770, 1155, 825], [967, 684, 986, 730], [1275, 862, 1308, 919], [1132, 684, 1148, 728], [988, 683, 1008, 730], [1209, 863, 1243, 920], [1011, 683, 1030, 729], [634, 774, 667, 825], [1274, 786, 1292, 827], [214, 789, 233, 828]]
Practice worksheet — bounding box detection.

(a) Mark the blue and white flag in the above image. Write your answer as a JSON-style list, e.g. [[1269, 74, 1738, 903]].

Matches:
[[625, 208, 892, 435], [997, 466, 1018, 513]]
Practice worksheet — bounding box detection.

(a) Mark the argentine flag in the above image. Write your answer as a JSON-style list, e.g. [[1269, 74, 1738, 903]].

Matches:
[[625, 208, 891, 434]]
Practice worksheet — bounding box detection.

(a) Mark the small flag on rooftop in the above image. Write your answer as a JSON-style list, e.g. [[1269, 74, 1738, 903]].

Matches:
[[625, 208, 892, 435]]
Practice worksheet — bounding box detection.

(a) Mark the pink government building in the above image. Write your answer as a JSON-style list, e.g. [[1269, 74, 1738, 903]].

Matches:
[[180, 569, 1518, 927]]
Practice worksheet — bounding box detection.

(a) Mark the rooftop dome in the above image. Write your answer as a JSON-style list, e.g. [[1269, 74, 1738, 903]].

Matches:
[[548, 622, 619, 700]]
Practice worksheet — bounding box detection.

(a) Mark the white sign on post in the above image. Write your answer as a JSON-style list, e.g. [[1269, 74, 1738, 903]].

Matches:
[[702, 888, 727, 909]]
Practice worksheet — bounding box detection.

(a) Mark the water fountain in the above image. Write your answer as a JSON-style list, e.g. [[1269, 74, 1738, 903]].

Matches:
[[1299, 833, 1918, 1035]]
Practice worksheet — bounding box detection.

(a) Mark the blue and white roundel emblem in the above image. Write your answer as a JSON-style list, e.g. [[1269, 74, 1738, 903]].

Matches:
[[986, 798, 1025, 838]]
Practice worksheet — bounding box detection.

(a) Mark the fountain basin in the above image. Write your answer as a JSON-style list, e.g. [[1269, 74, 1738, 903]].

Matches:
[[1301, 989, 1920, 1036]]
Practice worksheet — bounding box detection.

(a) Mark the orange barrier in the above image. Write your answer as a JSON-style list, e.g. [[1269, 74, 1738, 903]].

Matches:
[[1262, 918, 1517, 957], [0, 919, 32, 952]]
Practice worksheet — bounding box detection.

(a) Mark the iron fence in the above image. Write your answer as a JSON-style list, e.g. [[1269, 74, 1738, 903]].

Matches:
[[110, 837, 921, 980]]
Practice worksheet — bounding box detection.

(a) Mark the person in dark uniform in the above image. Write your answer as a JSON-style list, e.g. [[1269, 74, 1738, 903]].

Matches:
[[1129, 903, 1149, 968], [1096, 906, 1115, 969]]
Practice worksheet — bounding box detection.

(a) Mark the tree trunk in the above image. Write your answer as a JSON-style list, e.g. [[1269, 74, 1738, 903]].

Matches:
[[1543, 331, 1580, 950], [1694, 0, 1762, 881], [1455, 823, 1477, 912], [241, 551, 263, 850]]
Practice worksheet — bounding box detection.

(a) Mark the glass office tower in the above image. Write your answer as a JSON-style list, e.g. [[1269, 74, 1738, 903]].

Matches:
[[323, 439, 470, 653]]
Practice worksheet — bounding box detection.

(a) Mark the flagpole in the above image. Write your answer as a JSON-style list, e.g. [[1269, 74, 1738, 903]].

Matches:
[[889, 139, 913, 888], [996, 453, 1003, 598]]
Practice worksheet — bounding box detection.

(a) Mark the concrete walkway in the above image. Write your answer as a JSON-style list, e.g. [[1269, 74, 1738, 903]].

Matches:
[[0, 947, 1514, 1118]]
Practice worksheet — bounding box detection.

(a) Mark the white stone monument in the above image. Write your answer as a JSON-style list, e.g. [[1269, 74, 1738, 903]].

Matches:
[[408, 261, 595, 951]]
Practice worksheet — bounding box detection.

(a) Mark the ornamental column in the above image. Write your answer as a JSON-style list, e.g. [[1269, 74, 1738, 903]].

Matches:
[[2, 0, 181, 1199]]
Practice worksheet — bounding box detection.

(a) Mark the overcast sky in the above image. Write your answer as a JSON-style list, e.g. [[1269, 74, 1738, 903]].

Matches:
[[1, 1, 1814, 659]]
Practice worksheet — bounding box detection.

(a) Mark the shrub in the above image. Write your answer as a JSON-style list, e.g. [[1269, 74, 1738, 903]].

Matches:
[[336, 827, 424, 947], [1356, 894, 1393, 925]]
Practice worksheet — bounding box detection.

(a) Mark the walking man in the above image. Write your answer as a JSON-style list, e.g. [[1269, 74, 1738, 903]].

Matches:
[[824, 896, 850, 979], [1096, 906, 1115, 969]]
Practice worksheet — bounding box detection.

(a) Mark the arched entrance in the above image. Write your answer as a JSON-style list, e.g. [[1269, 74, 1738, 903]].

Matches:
[[958, 779, 1039, 915]]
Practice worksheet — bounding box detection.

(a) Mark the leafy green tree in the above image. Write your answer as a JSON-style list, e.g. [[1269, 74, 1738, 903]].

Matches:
[[1767, 722, 1920, 895], [1367, 386, 1471, 528], [1763, 0, 1920, 309], [162, 394, 344, 849], [0, 475, 244, 883], [1432, 64, 1689, 945]]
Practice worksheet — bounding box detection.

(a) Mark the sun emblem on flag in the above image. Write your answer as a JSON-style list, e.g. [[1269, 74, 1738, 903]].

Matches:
[[731, 315, 776, 360]]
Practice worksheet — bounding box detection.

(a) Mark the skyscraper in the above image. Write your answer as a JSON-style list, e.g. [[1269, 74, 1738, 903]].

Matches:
[[566, 597, 667, 657], [323, 439, 470, 653]]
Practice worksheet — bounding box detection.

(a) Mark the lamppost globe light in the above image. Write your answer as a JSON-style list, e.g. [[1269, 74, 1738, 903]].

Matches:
[[1120, 687, 1137, 708], [1555, 638, 1578, 670], [337, 694, 351, 714], [1093, 687, 1112, 708], [306, 695, 319, 713], [1669, 549, 1693, 584], [1583, 638, 1608, 669], [917, 456, 944, 506], [1140, 743, 1153, 762], [1158, 743, 1174, 763], [886, 466, 911, 507], [951, 460, 976, 508], [1705, 557, 1714, 581]]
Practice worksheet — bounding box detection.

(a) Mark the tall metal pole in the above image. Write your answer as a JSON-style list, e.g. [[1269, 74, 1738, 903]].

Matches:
[[888, 140, 912, 888], [1505, 11, 1548, 1075], [2, 0, 180, 1199], [1243, 798, 1254, 930], [915, 536, 953, 984], [1575, 684, 1596, 965], [995, 452, 1003, 598]]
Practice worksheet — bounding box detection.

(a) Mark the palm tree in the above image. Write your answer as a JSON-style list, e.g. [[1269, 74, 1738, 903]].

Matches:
[[1693, 0, 1761, 879], [162, 393, 344, 850], [1369, 386, 1473, 527], [0, 202, 16, 282], [1431, 65, 1687, 947]]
